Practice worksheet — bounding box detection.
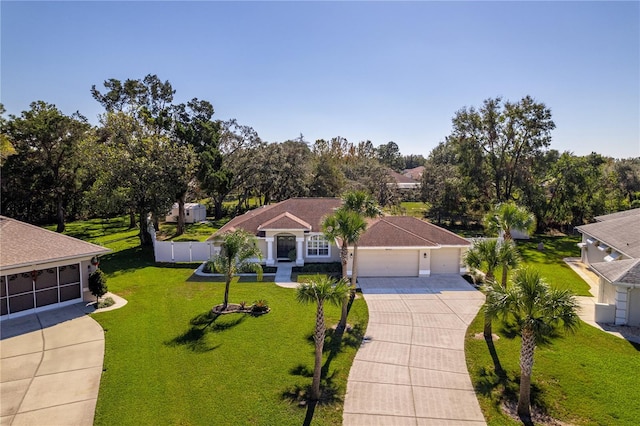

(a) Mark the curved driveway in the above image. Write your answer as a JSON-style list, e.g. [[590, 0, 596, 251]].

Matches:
[[0, 304, 104, 426], [344, 275, 486, 425]]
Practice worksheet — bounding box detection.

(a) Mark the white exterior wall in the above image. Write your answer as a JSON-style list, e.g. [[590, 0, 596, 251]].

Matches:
[[599, 278, 617, 305], [628, 288, 640, 326]]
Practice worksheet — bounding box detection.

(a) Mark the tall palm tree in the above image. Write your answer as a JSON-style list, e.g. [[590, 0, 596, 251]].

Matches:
[[296, 276, 350, 401], [483, 201, 536, 241], [322, 208, 366, 331], [209, 229, 263, 311], [485, 268, 579, 420], [342, 190, 382, 287]]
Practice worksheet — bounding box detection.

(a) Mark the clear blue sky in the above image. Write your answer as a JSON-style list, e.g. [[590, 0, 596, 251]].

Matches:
[[2, 1, 639, 159]]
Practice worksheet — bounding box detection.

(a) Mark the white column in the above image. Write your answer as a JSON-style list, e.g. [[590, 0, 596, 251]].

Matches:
[[614, 286, 629, 325], [296, 237, 304, 266], [266, 237, 275, 266]]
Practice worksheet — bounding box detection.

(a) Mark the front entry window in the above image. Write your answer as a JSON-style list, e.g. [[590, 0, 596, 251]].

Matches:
[[307, 235, 329, 257], [276, 235, 296, 259]]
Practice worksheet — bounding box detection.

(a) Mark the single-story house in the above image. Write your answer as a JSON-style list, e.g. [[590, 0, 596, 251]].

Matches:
[[165, 203, 207, 223], [388, 169, 420, 190], [207, 198, 470, 277], [0, 216, 111, 319], [576, 208, 640, 326]]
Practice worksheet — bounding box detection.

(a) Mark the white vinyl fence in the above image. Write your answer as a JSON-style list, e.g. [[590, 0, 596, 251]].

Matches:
[[149, 223, 218, 263]]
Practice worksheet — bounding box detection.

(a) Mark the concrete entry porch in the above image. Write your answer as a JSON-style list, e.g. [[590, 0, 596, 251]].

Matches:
[[343, 275, 487, 425]]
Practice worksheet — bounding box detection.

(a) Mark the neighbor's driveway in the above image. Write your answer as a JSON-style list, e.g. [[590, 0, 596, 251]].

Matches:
[[343, 275, 486, 425], [0, 304, 104, 426]]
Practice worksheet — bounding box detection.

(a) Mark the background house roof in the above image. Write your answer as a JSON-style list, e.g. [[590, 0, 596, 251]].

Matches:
[[403, 166, 425, 181], [356, 216, 470, 248], [590, 258, 640, 285], [210, 198, 342, 238], [595, 208, 640, 222], [0, 216, 111, 270], [576, 214, 640, 258]]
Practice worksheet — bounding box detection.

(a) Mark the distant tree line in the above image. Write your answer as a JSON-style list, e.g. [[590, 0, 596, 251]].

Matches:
[[1, 78, 638, 243]]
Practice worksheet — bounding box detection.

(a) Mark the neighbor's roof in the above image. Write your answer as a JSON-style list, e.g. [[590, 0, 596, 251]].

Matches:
[[590, 259, 640, 286], [595, 208, 640, 222], [0, 216, 111, 270], [388, 169, 418, 184], [576, 214, 640, 258], [210, 198, 342, 238], [403, 166, 425, 181], [354, 216, 470, 248]]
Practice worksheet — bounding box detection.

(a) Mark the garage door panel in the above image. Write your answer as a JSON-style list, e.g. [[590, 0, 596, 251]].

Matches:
[[359, 250, 419, 277], [431, 249, 460, 274]]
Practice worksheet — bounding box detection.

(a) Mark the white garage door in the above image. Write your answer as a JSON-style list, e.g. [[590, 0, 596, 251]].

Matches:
[[431, 248, 460, 274], [358, 250, 419, 277]]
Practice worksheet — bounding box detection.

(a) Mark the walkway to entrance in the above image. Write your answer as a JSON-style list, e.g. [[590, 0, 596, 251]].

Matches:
[[343, 275, 486, 425]]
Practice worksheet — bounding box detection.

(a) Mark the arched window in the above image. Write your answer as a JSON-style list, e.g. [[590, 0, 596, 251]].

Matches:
[[307, 235, 329, 257]]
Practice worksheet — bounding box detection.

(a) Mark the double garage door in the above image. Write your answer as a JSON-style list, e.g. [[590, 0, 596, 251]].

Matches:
[[1, 264, 82, 317], [357, 248, 461, 277]]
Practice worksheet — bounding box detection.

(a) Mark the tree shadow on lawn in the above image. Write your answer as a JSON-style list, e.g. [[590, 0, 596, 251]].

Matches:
[[165, 311, 246, 352]]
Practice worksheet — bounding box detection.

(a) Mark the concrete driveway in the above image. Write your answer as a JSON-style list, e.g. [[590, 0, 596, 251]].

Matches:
[[343, 275, 487, 425], [0, 304, 104, 426]]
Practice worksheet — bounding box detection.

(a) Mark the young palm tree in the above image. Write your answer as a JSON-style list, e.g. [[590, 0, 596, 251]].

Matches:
[[322, 208, 366, 331], [485, 268, 579, 420], [464, 238, 501, 283], [498, 240, 521, 288], [483, 201, 536, 241], [209, 229, 263, 311], [296, 276, 350, 401], [342, 190, 382, 288]]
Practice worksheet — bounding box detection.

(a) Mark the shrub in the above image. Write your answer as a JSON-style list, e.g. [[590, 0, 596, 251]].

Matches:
[[251, 299, 269, 313], [287, 248, 296, 262], [89, 269, 108, 303], [97, 297, 115, 309]]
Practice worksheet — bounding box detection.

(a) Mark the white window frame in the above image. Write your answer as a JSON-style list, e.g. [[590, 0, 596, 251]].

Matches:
[[306, 235, 330, 258]]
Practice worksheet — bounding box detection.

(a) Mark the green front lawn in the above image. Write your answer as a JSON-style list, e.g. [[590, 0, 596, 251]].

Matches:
[[466, 314, 640, 425], [54, 217, 367, 425]]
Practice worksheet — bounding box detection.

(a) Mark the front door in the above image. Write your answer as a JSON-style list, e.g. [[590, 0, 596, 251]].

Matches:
[[276, 235, 296, 260]]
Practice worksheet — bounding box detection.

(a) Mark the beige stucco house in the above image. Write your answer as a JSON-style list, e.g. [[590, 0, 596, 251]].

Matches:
[[208, 198, 470, 277], [0, 216, 110, 319], [576, 208, 640, 326]]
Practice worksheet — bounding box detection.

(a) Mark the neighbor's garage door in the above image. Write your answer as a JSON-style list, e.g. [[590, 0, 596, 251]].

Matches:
[[431, 248, 460, 274], [358, 249, 419, 277], [1, 264, 82, 317]]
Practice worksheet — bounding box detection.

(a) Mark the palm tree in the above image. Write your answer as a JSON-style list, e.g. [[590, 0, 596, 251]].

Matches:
[[485, 268, 579, 421], [296, 276, 350, 401], [464, 238, 501, 283], [322, 208, 366, 331], [342, 190, 382, 288], [498, 240, 520, 288], [208, 229, 263, 311], [484, 201, 536, 241]]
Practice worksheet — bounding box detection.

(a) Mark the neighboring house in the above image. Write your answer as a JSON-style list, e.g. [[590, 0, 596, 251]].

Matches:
[[165, 203, 207, 223], [208, 198, 470, 277], [387, 169, 420, 189], [0, 216, 111, 319], [576, 208, 640, 326], [403, 166, 425, 181]]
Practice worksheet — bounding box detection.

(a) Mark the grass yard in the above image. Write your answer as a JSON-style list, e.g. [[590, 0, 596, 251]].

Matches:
[[466, 314, 640, 425], [59, 217, 368, 426], [466, 233, 640, 424], [515, 234, 591, 296]]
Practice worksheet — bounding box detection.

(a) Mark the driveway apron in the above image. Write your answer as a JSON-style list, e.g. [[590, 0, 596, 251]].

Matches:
[[343, 276, 486, 425], [0, 304, 104, 426]]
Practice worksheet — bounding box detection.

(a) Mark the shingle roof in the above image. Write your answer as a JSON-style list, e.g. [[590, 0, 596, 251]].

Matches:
[[576, 214, 640, 258], [0, 216, 111, 270], [356, 216, 470, 248], [210, 198, 342, 238], [257, 212, 312, 231], [388, 169, 418, 184], [590, 259, 640, 285], [403, 166, 425, 181], [595, 208, 640, 222]]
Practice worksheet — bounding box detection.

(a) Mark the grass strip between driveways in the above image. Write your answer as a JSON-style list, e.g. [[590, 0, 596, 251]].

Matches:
[[466, 233, 640, 424]]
